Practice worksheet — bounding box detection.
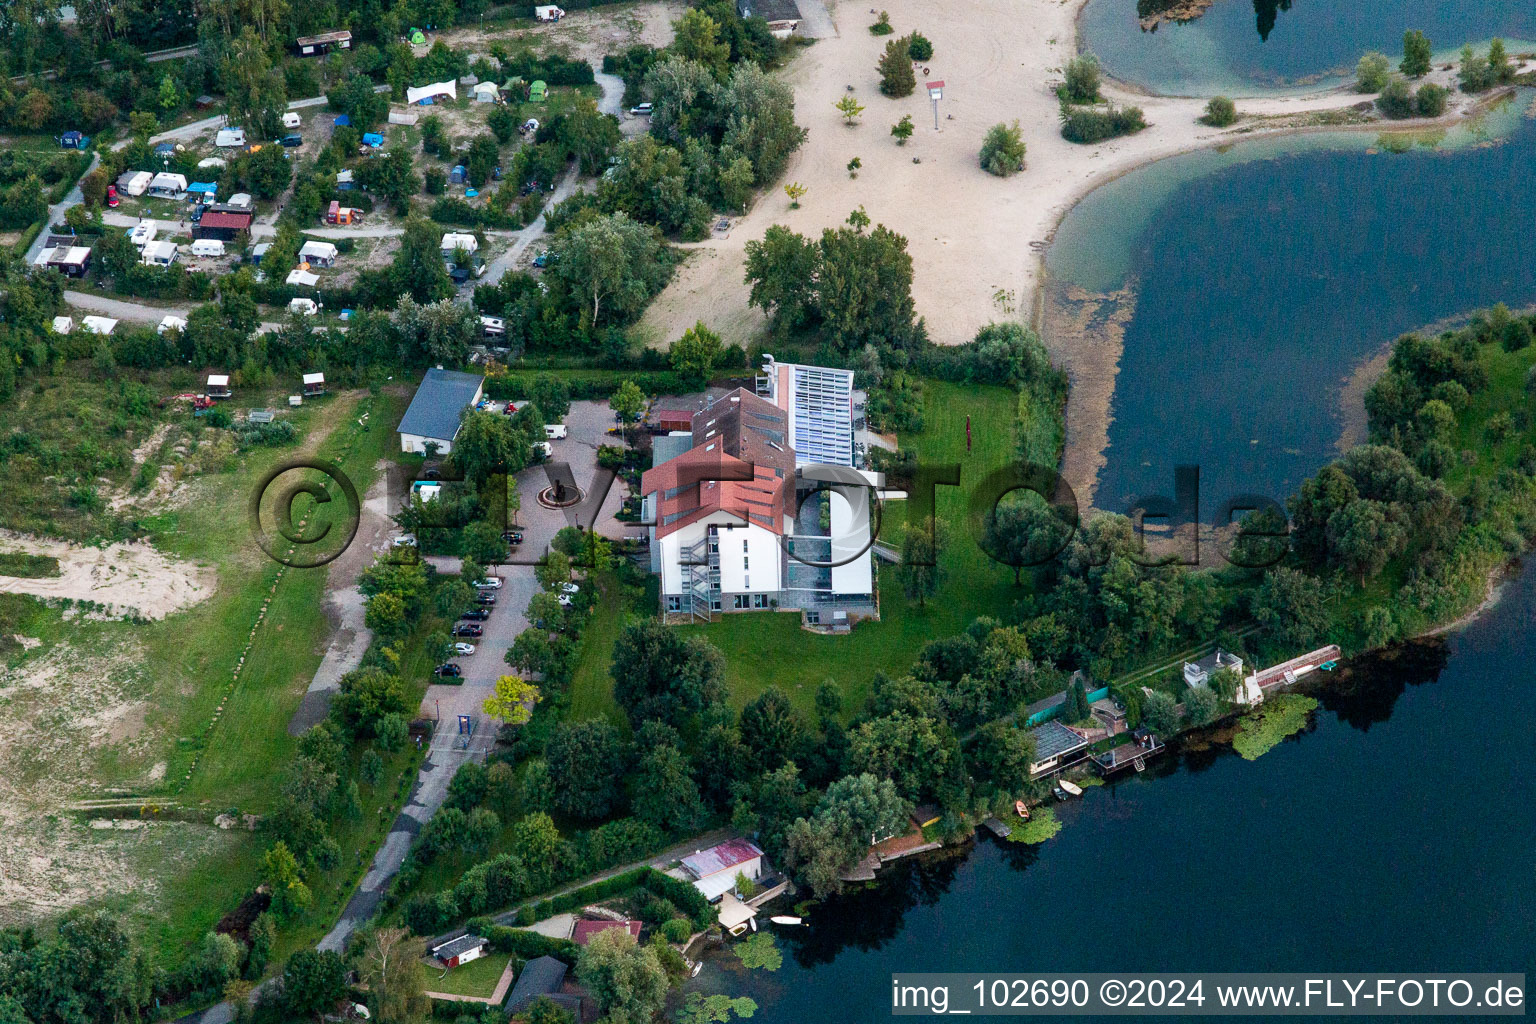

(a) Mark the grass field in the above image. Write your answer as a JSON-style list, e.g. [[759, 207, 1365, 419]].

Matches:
[[567, 572, 631, 726], [425, 952, 513, 998], [680, 379, 1034, 719]]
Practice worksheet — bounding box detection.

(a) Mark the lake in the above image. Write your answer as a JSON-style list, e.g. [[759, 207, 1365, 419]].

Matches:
[[1078, 0, 1536, 95], [697, 561, 1536, 1021], [1045, 94, 1536, 518]]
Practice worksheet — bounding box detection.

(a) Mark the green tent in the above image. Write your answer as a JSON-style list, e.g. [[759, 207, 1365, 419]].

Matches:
[[529, 80, 547, 102], [408, 27, 426, 45]]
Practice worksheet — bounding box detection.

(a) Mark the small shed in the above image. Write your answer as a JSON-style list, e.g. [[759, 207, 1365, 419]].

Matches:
[[295, 29, 352, 56], [35, 245, 91, 277], [302, 372, 327, 396], [286, 269, 320, 287], [80, 316, 117, 335], [51, 316, 73, 334], [298, 240, 338, 266], [206, 374, 232, 399], [430, 934, 487, 969], [528, 80, 547, 102], [472, 81, 499, 103]]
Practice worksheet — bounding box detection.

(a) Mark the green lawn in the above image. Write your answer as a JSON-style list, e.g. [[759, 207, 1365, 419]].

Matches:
[[567, 573, 631, 726], [683, 379, 1035, 719], [425, 952, 513, 997]]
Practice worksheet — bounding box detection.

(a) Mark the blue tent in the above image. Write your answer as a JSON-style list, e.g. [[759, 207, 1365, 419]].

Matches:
[[333, 114, 351, 126], [362, 132, 384, 147], [154, 142, 176, 156], [449, 165, 467, 184], [187, 182, 218, 196]]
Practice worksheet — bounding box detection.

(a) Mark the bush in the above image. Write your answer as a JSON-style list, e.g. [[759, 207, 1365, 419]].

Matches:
[[1375, 75, 1415, 119], [1415, 82, 1448, 117], [878, 37, 915, 97], [869, 10, 893, 34], [1059, 101, 1146, 144], [1060, 54, 1102, 105], [907, 32, 933, 61], [978, 121, 1025, 177], [659, 918, 692, 943], [1201, 96, 1238, 127], [1355, 52, 1391, 92]]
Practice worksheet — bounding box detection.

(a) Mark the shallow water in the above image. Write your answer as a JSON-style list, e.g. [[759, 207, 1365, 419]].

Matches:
[[1046, 94, 1536, 518], [697, 562, 1536, 1022], [1078, 0, 1536, 95]]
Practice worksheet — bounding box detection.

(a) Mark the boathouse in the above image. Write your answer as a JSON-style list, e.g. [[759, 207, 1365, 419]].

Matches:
[[1026, 721, 1091, 779]]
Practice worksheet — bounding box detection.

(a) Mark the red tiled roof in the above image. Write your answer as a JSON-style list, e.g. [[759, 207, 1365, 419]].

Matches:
[[640, 389, 794, 541], [681, 838, 764, 878], [571, 920, 642, 946], [197, 210, 252, 230]]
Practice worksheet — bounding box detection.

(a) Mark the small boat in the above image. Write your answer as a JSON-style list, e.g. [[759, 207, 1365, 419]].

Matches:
[[1052, 786, 1067, 801], [1319, 660, 1338, 671], [690, 962, 703, 978], [748, 917, 757, 932], [769, 916, 803, 926], [1059, 779, 1083, 798], [1014, 799, 1029, 819]]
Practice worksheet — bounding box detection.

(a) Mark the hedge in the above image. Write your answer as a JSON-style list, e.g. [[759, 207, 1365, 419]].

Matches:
[[514, 867, 715, 932], [474, 923, 582, 964], [485, 370, 688, 402]]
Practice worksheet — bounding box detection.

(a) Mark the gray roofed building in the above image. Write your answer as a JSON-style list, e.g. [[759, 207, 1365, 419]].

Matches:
[[503, 956, 569, 1014], [397, 368, 485, 456], [1027, 720, 1091, 778], [737, 0, 801, 35], [1183, 649, 1243, 688]]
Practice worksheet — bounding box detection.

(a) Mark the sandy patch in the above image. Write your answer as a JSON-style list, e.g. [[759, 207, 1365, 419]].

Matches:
[[1044, 280, 1138, 510], [0, 532, 215, 620], [438, 0, 683, 65], [638, 0, 1493, 348]]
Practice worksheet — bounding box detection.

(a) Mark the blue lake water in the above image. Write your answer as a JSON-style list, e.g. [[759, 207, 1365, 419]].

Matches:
[[1078, 0, 1536, 95], [1046, 95, 1536, 518], [697, 562, 1536, 1021]]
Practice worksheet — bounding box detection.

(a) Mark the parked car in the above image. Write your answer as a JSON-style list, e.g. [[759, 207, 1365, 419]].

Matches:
[[502, 530, 524, 545], [453, 623, 483, 637], [474, 577, 502, 590], [560, 582, 580, 595], [461, 608, 491, 621], [630, 102, 653, 115], [558, 593, 573, 607], [290, 297, 319, 315], [392, 534, 417, 547], [543, 424, 568, 440], [106, 185, 119, 207], [475, 592, 497, 606], [453, 642, 476, 656], [534, 441, 553, 460], [280, 133, 303, 147], [434, 663, 462, 677], [533, 249, 554, 267]]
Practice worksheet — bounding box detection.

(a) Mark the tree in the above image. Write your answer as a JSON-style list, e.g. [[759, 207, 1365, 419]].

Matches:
[[260, 841, 311, 919], [467, 134, 500, 187], [849, 710, 955, 799], [1252, 567, 1332, 649], [1355, 52, 1391, 92], [891, 114, 914, 144], [983, 493, 1073, 584], [557, 98, 622, 175], [1326, 499, 1404, 584], [575, 928, 670, 1024], [450, 407, 530, 487], [1374, 74, 1415, 119], [282, 950, 348, 1019], [488, 104, 518, 143], [632, 744, 706, 830], [554, 213, 671, 328], [1141, 691, 1180, 736], [979, 120, 1026, 177], [878, 37, 915, 97], [738, 687, 807, 769], [1416, 82, 1449, 117], [1487, 38, 1513, 84], [782, 773, 909, 897], [243, 144, 293, 200], [546, 719, 629, 819], [358, 929, 430, 1024], [670, 321, 723, 387], [1201, 96, 1238, 126], [483, 675, 543, 727], [611, 618, 726, 726], [388, 219, 454, 303], [834, 93, 865, 125], [1184, 685, 1221, 728], [898, 515, 945, 606], [672, 9, 731, 79], [1061, 53, 1102, 104], [222, 27, 287, 137], [783, 181, 807, 208], [1400, 29, 1433, 78], [907, 31, 933, 61], [676, 993, 759, 1024], [966, 721, 1036, 792], [331, 71, 388, 129]]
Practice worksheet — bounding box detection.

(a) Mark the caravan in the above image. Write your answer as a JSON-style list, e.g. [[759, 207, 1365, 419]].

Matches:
[[189, 239, 226, 258], [215, 127, 246, 148]]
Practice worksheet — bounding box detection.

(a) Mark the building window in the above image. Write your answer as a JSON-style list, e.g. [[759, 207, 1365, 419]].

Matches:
[[743, 575, 750, 589], [733, 594, 748, 609], [743, 539, 749, 551], [666, 596, 682, 612], [753, 594, 769, 608], [742, 556, 749, 570]]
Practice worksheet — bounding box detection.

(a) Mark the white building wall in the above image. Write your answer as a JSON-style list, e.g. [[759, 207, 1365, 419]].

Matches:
[[828, 490, 873, 595], [658, 515, 782, 597], [399, 432, 455, 455]]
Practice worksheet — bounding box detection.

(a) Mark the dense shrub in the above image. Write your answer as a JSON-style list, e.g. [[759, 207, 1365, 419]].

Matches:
[[1201, 96, 1238, 126], [1059, 101, 1147, 143]]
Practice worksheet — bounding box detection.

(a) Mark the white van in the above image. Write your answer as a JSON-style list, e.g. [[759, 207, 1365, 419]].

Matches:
[[281, 112, 302, 129], [215, 127, 246, 148], [543, 424, 567, 440], [289, 297, 319, 316], [190, 239, 226, 258], [534, 441, 553, 460]]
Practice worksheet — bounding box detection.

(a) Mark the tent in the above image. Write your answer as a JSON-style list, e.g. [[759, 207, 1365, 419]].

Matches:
[[448, 165, 467, 184], [157, 315, 187, 334], [80, 316, 118, 335], [362, 132, 384, 147], [406, 80, 456, 105], [388, 110, 420, 126], [408, 27, 427, 45], [186, 181, 218, 198], [333, 114, 351, 127], [472, 81, 498, 102], [196, 157, 227, 169], [286, 268, 320, 287], [529, 80, 547, 102], [298, 240, 338, 265]]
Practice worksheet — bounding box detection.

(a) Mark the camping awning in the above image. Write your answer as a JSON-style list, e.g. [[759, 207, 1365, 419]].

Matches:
[[187, 182, 217, 194], [406, 80, 456, 105], [287, 269, 320, 287], [299, 241, 337, 260]]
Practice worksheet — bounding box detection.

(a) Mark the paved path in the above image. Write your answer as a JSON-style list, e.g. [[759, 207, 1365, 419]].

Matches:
[[24, 153, 98, 266], [793, 0, 837, 38]]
